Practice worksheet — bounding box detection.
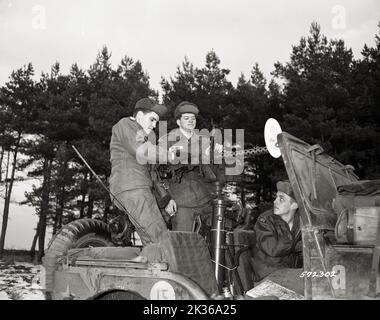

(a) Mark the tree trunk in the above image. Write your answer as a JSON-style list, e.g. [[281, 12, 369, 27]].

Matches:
[[57, 207, 63, 230], [79, 193, 86, 218], [0, 135, 20, 258], [0, 146, 4, 183], [240, 180, 246, 208], [53, 170, 66, 234], [79, 172, 88, 218], [37, 158, 53, 262], [30, 222, 39, 259], [52, 200, 59, 235], [0, 150, 10, 259], [56, 185, 65, 226], [103, 196, 111, 222], [86, 173, 94, 218], [87, 193, 94, 218], [57, 156, 68, 225]]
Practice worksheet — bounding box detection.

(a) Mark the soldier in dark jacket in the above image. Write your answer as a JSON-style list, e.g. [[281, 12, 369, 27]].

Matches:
[[109, 98, 176, 245], [251, 180, 303, 281]]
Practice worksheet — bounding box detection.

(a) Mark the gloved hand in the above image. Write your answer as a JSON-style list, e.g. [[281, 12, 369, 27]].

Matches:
[[165, 199, 177, 216]]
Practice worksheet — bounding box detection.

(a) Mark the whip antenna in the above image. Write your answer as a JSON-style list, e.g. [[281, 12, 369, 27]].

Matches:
[[71, 145, 151, 241]]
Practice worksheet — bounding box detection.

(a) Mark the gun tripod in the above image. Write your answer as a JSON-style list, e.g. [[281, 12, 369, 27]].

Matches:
[[209, 180, 249, 296]]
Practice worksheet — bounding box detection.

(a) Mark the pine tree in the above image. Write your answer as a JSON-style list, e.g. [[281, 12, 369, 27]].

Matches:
[[345, 22, 380, 178], [272, 22, 374, 177], [0, 63, 37, 258], [161, 51, 234, 130]]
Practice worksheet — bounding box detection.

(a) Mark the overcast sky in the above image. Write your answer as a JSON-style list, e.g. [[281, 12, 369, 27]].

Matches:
[[1, 0, 379, 94], [1, 0, 379, 249]]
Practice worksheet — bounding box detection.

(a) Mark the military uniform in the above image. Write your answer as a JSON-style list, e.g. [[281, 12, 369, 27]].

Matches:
[[109, 99, 169, 245], [159, 127, 216, 231], [251, 209, 302, 282]]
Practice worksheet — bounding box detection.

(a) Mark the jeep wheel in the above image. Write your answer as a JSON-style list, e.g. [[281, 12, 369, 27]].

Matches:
[[42, 218, 114, 297]]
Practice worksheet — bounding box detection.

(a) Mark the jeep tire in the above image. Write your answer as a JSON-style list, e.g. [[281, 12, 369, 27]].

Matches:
[[42, 218, 114, 298]]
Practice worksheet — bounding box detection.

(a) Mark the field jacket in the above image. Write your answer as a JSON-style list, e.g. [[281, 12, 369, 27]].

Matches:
[[158, 128, 215, 207], [251, 209, 302, 281], [109, 117, 167, 196]]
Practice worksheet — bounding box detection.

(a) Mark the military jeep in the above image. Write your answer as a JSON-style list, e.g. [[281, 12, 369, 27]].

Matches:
[[42, 183, 250, 300], [43, 128, 380, 300]]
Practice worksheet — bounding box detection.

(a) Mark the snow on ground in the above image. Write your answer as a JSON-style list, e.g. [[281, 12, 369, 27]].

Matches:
[[0, 261, 45, 300], [0, 261, 304, 300]]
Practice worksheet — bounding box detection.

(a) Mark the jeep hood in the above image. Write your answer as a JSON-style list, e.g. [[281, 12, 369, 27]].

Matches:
[[277, 132, 358, 230]]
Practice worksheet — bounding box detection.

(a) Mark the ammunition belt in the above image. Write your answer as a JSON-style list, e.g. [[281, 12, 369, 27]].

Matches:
[[219, 146, 268, 158]]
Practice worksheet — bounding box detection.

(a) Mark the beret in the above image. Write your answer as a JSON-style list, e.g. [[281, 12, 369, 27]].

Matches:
[[174, 101, 199, 119], [135, 97, 167, 118], [276, 180, 295, 199]]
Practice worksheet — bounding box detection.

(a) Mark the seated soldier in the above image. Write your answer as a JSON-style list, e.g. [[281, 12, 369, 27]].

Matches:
[[251, 180, 303, 282]]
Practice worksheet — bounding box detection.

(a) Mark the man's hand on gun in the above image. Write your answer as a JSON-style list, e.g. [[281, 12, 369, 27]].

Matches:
[[168, 145, 184, 162]]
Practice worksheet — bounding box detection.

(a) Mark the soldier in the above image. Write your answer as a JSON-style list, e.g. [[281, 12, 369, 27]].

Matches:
[[159, 101, 222, 232], [251, 180, 303, 282], [109, 97, 176, 245]]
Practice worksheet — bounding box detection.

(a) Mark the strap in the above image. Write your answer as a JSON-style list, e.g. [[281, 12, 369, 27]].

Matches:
[[192, 215, 202, 233], [306, 144, 324, 200], [335, 208, 347, 242]]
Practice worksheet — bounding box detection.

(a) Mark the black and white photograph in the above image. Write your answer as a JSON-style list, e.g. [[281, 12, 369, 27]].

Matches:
[[0, 0, 380, 309]]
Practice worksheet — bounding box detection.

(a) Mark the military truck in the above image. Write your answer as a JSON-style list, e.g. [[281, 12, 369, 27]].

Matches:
[[42, 124, 380, 300]]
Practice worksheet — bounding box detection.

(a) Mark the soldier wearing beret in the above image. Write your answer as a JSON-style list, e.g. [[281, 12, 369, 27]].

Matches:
[[159, 101, 223, 232], [251, 180, 303, 282], [109, 97, 177, 245]]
